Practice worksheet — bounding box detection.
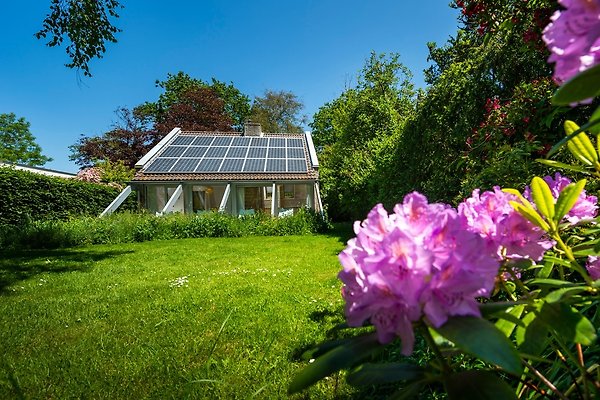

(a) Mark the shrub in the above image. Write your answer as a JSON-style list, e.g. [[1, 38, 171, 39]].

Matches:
[[0, 209, 332, 250], [0, 167, 137, 227]]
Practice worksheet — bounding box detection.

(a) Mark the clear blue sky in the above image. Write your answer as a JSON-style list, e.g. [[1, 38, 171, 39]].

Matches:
[[0, 1, 459, 172]]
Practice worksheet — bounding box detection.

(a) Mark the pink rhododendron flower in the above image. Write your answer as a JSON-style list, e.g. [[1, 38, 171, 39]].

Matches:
[[586, 255, 600, 279], [543, 0, 600, 85], [76, 167, 102, 183], [458, 187, 554, 261], [338, 193, 499, 355], [524, 173, 598, 225]]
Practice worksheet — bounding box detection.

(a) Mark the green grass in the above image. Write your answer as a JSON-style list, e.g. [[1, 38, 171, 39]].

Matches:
[[0, 228, 366, 399]]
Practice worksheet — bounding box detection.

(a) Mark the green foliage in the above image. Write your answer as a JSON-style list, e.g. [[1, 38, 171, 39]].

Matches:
[[35, 0, 122, 77], [95, 159, 135, 186], [311, 52, 415, 220], [0, 167, 136, 228], [137, 72, 252, 131], [0, 113, 52, 166], [250, 90, 307, 133], [0, 208, 331, 250]]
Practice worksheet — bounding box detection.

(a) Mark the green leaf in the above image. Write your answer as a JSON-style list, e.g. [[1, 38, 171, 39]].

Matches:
[[589, 105, 600, 136], [530, 177, 555, 221], [545, 286, 588, 303], [536, 158, 591, 175], [479, 301, 527, 318], [445, 370, 517, 400], [288, 333, 381, 394], [495, 305, 525, 338], [564, 120, 597, 166], [509, 201, 550, 232], [525, 278, 575, 288], [434, 317, 523, 375], [346, 363, 424, 386], [547, 118, 600, 158], [537, 302, 597, 345], [389, 380, 426, 400], [554, 180, 586, 223], [552, 63, 600, 105], [515, 310, 549, 355]]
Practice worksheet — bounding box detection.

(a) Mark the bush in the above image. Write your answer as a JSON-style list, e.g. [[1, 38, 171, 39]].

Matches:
[[0, 209, 332, 250], [0, 167, 137, 227]]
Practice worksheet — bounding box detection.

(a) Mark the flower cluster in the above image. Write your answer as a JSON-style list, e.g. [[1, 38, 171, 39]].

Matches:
[[76, 167, 102, 183], [459, 187, 554, 261], [543, 0, 600, 84], [338, 193, 500, 355], [523, 173, 598, 225]]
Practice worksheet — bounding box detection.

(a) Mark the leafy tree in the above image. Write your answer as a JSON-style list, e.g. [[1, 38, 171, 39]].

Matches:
[[36, 0, 122, 77], [70, 107, 160, 168], [137, 72, 251, 131], [250, 90, 307, 133], [311, 53, 415, 220], [154, 87, 234, 133], [0, 113, 52, 166]]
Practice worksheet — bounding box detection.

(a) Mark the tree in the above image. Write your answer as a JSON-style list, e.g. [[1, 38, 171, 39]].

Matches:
[[250, 90, 306, 133], [70, 107, 160, 168], [310, 53, 416, 220], [154, 87, 234, 133], [36, 0, 123, 77], [0, 113, 52, 166], [136, 72, 251, 131]]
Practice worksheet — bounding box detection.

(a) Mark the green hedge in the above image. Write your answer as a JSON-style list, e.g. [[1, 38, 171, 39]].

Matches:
[[0, 209, 332, 250], [0, 167, 136, 227]]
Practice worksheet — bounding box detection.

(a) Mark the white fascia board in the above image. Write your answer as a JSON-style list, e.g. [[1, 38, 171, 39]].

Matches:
[[304, 131, 319, 169], [135, 127, 181, 169]]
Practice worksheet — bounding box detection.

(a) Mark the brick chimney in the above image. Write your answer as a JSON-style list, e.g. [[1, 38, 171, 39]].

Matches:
[[243, 122, 263, 137]]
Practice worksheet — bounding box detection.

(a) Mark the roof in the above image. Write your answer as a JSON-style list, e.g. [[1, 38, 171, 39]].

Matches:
[[132, 128, 319, 183], [0, 162, 77, 179]]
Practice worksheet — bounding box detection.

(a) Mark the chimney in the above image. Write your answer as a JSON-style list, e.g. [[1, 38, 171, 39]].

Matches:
[[244, 122, 263, 137]]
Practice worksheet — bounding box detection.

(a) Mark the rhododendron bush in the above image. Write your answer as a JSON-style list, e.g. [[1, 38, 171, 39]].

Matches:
[[290, 2, 600, 399]]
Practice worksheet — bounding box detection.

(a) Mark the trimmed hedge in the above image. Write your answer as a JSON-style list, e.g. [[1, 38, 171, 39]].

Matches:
[[0, 209, 332, 250], [0, 167, 136, 227]]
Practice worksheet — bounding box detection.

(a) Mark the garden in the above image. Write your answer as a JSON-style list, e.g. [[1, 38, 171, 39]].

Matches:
[[4, 0, 600, 399]]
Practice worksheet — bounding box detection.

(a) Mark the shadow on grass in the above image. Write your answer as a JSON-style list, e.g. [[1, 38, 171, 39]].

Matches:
[[322, 222, 354, 245], [0, 248, 134, 294]]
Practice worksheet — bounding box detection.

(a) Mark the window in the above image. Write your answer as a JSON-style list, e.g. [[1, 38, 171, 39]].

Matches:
[[283, 184, 295, 199]]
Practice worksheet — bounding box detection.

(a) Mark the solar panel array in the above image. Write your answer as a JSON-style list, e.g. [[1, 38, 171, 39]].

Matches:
[[144, 135, 309, 173]]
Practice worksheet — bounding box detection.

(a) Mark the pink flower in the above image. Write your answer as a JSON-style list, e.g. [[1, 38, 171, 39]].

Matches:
[[543, 0, 600, 85], [586, 255, 600, 279], [458, 187, 554, 261], [339, 193, 499, 355], [76, 167, 102, 183], [524, 173, 598, 225]]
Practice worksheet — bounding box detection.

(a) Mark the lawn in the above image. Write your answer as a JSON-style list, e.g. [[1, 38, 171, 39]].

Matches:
[[0, 228, 368, 399]]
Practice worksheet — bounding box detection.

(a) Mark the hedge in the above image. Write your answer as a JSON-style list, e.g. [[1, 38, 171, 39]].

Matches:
[[0, 167, 137, 227]]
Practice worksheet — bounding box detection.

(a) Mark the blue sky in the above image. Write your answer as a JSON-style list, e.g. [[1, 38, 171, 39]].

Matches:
[[0, 1, 459, 172]]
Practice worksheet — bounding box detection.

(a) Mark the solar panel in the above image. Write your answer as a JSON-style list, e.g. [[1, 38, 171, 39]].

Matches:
[[160, 146, 187, 157], [192, 136, 214, 146], [172, 136, 195, 145], [226, 147, 248, 158], [270, 138, 285, 147], [268, 148, 286, 158], [196, 158, 222, 172], [144, 135, 310, 174], [172, 158, 200, 172], [288, 159, 307, 172], [204, 147, 228, 157], [266, 159, 286, 172], [251, 137, 269, 147], [287, 148, 304, 158], [213, 136, 233, 146], [231, 137, 251, 146], [183, 146, 208, 157], [145, 158, 177, 172], [247, 147, 267, 158], [220, 158, 245, 172], [287, 138, 303, 148], [243, 158, 265, 172]]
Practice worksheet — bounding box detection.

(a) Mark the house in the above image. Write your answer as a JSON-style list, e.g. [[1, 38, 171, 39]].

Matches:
[[101, 123, 323, 217]]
